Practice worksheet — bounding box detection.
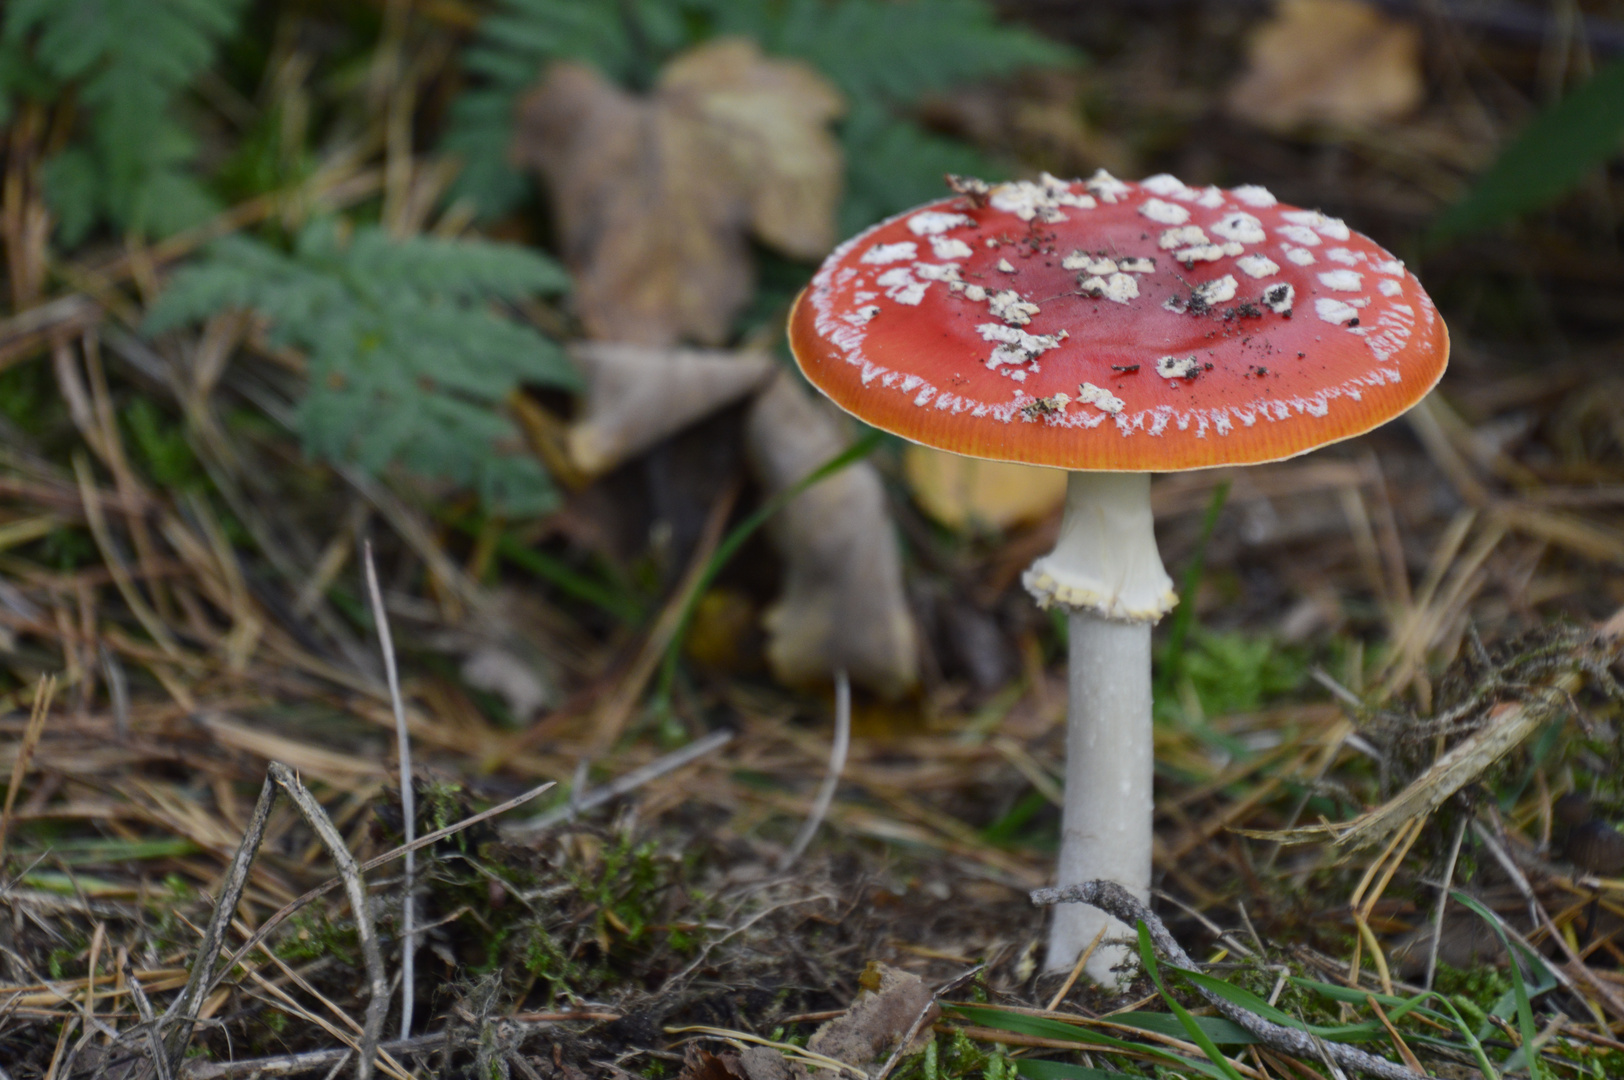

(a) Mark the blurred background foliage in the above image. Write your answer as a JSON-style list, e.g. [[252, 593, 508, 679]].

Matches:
[[2, 0, 1617, 524]]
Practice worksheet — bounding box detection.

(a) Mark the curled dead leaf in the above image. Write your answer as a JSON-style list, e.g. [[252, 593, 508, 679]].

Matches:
[[564, 342, 775, 478], [1226, 0, 1424, 133], [513, 38, 844, 345], [807, 962, 937, 1067], [747, 373, 918, 699]]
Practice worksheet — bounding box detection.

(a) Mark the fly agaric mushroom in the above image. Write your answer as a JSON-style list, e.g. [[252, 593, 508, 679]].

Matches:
[[788, 170, 1448, 984]]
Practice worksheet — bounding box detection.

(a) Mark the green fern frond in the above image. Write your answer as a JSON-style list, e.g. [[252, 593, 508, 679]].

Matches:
[[710, 0, 1074, 107], [838, 101, 1000, 237], [146, 221, 578, 516], [443, 0, 1076, 222], [0, 0, 249, 243]]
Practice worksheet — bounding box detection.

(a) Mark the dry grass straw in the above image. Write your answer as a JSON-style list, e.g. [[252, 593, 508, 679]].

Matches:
[[1, 8, 1624, 1076], [0, 673, 55, 868]]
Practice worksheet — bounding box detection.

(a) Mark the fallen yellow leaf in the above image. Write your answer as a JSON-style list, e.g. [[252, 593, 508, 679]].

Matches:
[[903, 443, 1066, 532]]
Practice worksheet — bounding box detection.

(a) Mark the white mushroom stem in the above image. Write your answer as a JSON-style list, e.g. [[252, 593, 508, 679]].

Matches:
[[1023, 471, 1175, 985]]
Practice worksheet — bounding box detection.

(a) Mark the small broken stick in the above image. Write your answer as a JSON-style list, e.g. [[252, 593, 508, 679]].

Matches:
[[1031, 881, 1432, 1080]]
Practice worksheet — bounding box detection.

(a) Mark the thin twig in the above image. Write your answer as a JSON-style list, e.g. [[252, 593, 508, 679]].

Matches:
[[265, 763, 390, 1079], [362, 540, 416, 1041], [159, 764, 389, 1079], [182, 1033, 449, 1078], [1424, 818, 1468, 992], [210, 779, 554, 997], [160, 772, 280, 1070], [503, 729, 734, 835], [125, 961, 174, 1080], [1470, 820, 1624, 1021], [1033, 881, 1431, 1080], [780, 670, 850, 870], [98, 643, 129, 740]]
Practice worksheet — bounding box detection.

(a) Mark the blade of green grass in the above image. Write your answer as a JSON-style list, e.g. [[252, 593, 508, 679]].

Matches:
[[1172, 966, 1386, 1041], [15, 838, 201, 864], [1292, 976, 1502, 1078], [1429, 993, 1503, 1080], [440, 509, 645, 623], [1107, 1011, 1255, 1046], [1014, 1061, 1137, 1080], [21, 871, 142, 896], [981, 789, 1050, 847], [1453, 891, 1552, 1079], [945, 1004, 1240, 1080], [1428, 56, 1624, 244], [1137, 923, 1248, 1080]]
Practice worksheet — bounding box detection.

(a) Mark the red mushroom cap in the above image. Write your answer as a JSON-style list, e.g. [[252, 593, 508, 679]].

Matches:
[[789, 172, 1448, 471]]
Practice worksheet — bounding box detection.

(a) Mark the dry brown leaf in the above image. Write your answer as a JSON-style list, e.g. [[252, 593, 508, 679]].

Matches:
[[807, 962, 937, 1067], [563, 342, 775, 477], [1225, 0, 1424, 133], [513, 38, 844, 345], [747, 372, 918, 699], [903, 443, 1067, 532]]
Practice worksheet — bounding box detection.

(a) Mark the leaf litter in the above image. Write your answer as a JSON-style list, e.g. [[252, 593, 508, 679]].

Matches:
[[512, 38, 845, 346], [4, 1, 1624, 1078]]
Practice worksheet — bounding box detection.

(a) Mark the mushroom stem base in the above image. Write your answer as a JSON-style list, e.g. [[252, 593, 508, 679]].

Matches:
[[1045, 611, 1154, 985]]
